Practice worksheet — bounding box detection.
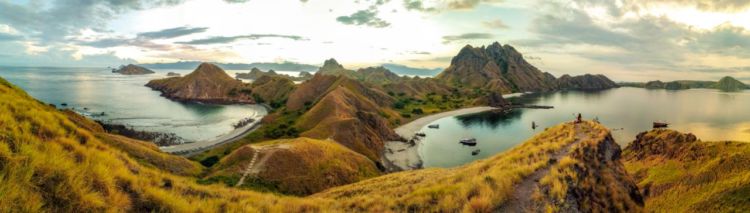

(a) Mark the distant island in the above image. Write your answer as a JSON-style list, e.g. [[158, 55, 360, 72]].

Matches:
[[145, 63, 256, 104], [140, 61, 319, 72], [235, 67, 312, 81], [112, 64, 154, 75], [621, 76, 748, 92]]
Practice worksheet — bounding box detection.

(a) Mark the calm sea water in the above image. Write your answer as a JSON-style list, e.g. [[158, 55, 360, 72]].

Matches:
[[419, 87, 750, 168], [0, 66, 268, 142]]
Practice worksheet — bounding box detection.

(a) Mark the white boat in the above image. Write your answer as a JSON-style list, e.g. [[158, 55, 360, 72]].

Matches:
[[459, 138, 477, 145]]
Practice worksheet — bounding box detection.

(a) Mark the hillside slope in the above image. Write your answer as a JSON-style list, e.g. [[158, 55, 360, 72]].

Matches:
[[623, 129, 750, 212], [0, 76, 646, 212], [206, 138, 380, 195]]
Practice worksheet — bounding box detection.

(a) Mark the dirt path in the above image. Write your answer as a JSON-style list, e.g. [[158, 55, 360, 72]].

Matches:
[[498, 123, 590, 212], [234, 144, 288, 187], [235, 147, 259, 187]]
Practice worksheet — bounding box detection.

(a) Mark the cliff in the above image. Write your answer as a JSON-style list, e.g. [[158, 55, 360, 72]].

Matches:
[[206, 138, 380, 195], [145, 63, 255, 104], [556, 74, 619, 90], [112, 64, 154, 75], [622, 129, 750, 212], [437, 42, 557, 93]]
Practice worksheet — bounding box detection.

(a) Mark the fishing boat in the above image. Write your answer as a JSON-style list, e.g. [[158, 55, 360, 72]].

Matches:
[[471, 149, 481, 155], [428, 124, 440, 129], [653, 122, 669, 128], [415, 132, 426, 137], [459, 138, 477, 146]]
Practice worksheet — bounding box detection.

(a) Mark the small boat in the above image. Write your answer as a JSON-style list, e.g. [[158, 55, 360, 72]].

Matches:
[[428, 124, 440, 129], [61, 103, 68, 106], [653, 122, 669, 128], [459, 138, 477, 146], [415, 132, 426, 137], [471, 149, 480, 156]]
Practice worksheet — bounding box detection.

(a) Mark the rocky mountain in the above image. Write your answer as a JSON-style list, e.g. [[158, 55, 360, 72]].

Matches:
[[207, 137, 380, 195], [715, 76, 747, 91], [145, 63, 255, 104], [112, 64, 154, 75], [623, 129, 750, 212], [437, 42, 558, 93], [556, 74, 619, 90], [317, 58, 359, 79]]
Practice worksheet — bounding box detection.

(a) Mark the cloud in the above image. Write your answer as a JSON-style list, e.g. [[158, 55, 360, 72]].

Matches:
[[403, 0, 504, 12], [630, 0, 750, 12], [0, 33, 21, 41], [177, 34, 307, 45], [137, 26, 208, 39], [482, 19, 509, 29], [336, 9, 391, 28], [447, 0, 504, 10], [442, 33, 494, 43]]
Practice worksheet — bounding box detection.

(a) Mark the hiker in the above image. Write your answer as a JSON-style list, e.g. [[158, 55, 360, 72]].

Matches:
[[532, 121, 537, 130], [576, 113, 582, 123]]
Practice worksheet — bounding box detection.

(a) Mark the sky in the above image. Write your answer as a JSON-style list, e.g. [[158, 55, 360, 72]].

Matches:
[[1, 0, 750, 82]]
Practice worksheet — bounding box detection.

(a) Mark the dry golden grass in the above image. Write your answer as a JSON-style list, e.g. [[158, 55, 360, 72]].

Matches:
[[206, 137, 381, 195], [623, 129, 750, 212]]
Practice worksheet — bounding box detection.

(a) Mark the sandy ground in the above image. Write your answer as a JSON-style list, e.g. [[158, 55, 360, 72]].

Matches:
[[383, 106, 499, 171], [159, 113, 265, 156]]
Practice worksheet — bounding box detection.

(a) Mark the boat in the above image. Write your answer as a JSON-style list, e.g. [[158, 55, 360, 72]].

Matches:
[[415, 132, 426, 137], [653, 122, 669, 128], [471, 149, 480, 155], [459, 138, 477, 146], [428, 124, 440, 129]]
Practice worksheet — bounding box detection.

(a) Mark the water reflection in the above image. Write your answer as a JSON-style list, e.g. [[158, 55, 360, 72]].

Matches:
[[455, 109, 522, 129]]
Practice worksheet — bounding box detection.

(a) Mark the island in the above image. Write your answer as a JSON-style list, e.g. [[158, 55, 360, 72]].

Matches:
[[112, 64, 155, 75]]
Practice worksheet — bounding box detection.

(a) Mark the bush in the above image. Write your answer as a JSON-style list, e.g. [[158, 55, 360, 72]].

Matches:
[[411, 108, 424, 115], [400, 113, 412, 118], [200, 156, 220, 167]]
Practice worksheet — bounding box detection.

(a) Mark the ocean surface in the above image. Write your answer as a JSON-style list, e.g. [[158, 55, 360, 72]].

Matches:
[[0, 66, 273, 142], [418, 87, 750, 168]]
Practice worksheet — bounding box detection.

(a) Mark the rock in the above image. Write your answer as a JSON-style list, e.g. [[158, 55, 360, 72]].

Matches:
[[166, 72, 181, 77], [112, 64, 155, 75]]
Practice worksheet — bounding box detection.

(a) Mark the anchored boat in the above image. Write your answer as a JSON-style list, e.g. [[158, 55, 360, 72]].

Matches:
[[471, 149, 481, 155], [428, 124, 440, 129], [459, 138, 477, 146], [653, 122, 669, 128]]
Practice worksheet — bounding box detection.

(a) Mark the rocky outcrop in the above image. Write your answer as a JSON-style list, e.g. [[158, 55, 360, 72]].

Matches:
[[437, 42, 557, 93], [622, 129, 750, 212], [112, 64, 154, 75], [145, 63, 255, 104], [556, 74, 619, 90]]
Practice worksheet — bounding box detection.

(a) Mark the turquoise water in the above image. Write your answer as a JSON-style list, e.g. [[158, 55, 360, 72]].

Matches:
[[0, 66, 267, 142], [418, 87, 750, 168]]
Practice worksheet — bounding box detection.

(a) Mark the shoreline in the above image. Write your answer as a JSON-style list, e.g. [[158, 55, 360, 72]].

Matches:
[[159, 114, 264, 156], [383, 106, 499, 172]]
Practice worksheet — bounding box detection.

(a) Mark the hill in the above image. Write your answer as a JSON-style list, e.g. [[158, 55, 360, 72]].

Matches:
[[249, 75, 296, 107], [437, 42, 557, 93], [235, 67, 313, 82], [381, 63, 442, 76], [145, 63, 255, 104], [556, 74, 619, 90], [1, 76, 647, 212], [206, 138, 380, 195], [715, 76, 747, 91], [112, 64, 154, 75], [140, 61, 319, 72], [622, 129, 750, 212]]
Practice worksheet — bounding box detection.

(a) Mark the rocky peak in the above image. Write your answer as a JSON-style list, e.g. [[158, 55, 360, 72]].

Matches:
[[250, 67, 262, 73], [321, 58, 344, 71], [623, 129, 698, 160], [191, 63, 233, 80]]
